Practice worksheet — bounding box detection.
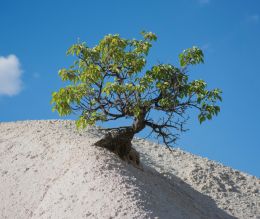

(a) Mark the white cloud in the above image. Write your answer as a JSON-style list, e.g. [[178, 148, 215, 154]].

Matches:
[[0, 55, 23, 96]]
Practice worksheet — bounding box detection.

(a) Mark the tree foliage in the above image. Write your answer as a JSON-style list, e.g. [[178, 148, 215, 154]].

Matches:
[[51, 31, 222, 147]]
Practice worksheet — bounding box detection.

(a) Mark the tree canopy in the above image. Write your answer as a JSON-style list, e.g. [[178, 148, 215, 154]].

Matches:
[[51, 31, 222, 148]]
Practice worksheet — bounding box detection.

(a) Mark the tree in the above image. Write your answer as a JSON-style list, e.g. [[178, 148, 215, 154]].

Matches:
[[51, 31, 222, 164]]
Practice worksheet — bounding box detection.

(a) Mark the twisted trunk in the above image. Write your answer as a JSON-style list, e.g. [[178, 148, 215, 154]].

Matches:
[[94, 111, 146, 166]]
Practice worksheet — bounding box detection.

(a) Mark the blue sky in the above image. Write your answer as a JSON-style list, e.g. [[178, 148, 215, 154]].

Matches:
[[1, 0, 259, 177]]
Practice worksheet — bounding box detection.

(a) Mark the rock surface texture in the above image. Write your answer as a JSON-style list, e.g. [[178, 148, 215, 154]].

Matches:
[[0, 120, 259, 218]]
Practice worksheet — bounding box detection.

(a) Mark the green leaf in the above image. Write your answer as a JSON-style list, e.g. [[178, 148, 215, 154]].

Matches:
[[51, 31, 222, 140], [199, 115, 206, 124]]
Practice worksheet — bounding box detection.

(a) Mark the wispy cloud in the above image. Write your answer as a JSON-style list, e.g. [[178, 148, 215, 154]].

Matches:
[[246, 14, 259, 23], [198, 0, 210, 5], [0, 55, 23, 96]]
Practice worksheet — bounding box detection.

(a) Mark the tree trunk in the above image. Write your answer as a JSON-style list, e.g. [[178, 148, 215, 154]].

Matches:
[[94, 112, 146, 166], [94, 126, 141, 166]]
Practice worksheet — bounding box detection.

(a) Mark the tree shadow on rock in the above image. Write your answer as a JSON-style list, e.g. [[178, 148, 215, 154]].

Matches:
[[116, 157, 236, 219]]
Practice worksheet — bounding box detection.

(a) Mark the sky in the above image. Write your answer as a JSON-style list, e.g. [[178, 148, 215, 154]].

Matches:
[[0, 0, 259, 177]]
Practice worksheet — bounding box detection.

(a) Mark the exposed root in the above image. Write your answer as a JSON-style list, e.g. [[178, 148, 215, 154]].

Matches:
[[94, 128, 141, 168]]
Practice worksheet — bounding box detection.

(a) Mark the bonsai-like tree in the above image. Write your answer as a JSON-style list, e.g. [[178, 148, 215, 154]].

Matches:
[[51, 31, 222, 163]]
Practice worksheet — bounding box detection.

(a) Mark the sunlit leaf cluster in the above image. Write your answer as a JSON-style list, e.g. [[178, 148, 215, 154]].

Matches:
[[51, 31, 222, 146]]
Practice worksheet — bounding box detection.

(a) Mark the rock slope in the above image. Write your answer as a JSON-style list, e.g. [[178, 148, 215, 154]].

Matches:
[[0, 120, 259, 218]]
